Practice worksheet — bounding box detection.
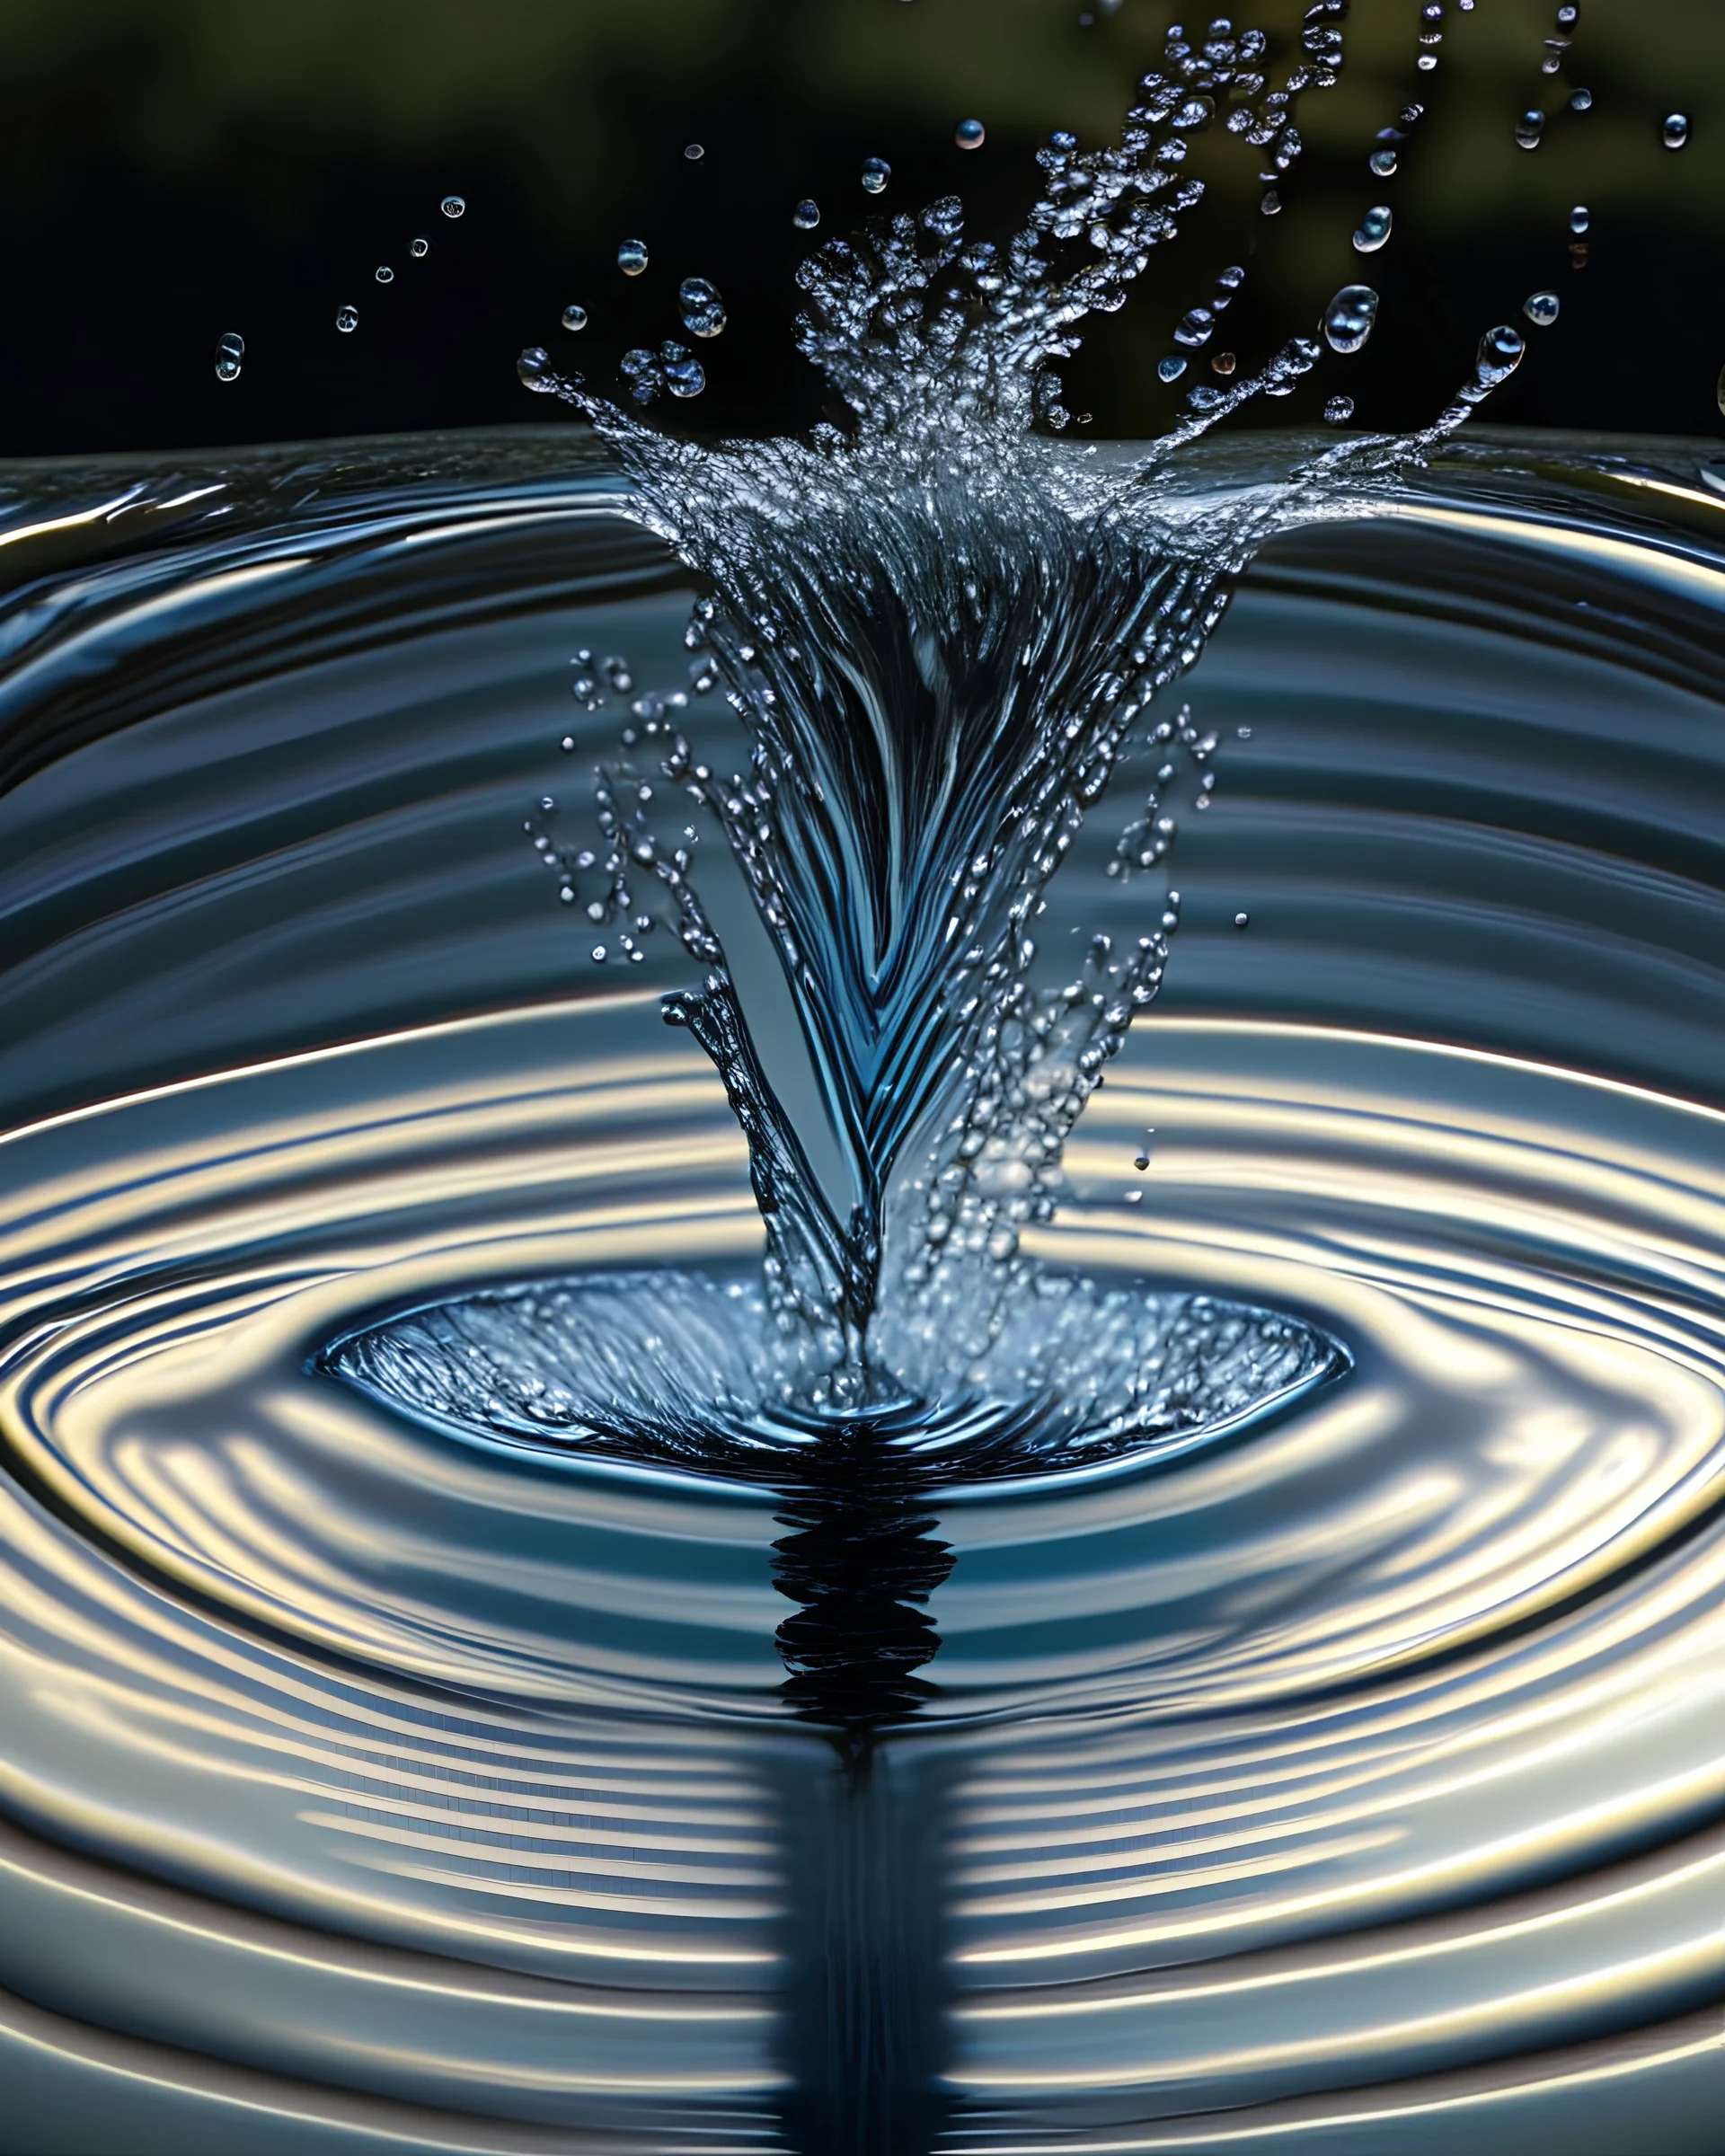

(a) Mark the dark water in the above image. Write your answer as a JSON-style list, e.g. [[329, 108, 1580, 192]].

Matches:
[[0, 428, 1723, 2152]]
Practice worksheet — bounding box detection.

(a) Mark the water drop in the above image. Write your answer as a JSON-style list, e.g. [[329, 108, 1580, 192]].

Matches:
[[1322, 284, 1380, 356], [792, 199, 821, 230], [955, 119, 986, 151], [1352, 204, 1393, 253], [1523, 290, 1560, 328], [1663, 113, 1689, 151], [591, 946, 606, 963], [1516, 110, 1545, 150], [1211, 351, 1236, 376], [1570, 87, 1592, 111], [410, 237, 429, 259], [517, 345, 551, 385], [375, 265, 394, 284], [335, 305, 358, 334], [213, 331, 243, 384], [861, 156, 891, 195], [440, 193, 465, 219], [618, 237, 650, 275], [1324, 394, 1355, 424], [685, 143, 704, 162], [678, 276, 728, 338], [562, 303, 588, 333], [1234, 912, 1251, 928], [1475, 323, 1526, 385], [1369, 146, 1398, 177], [661, 342, 707, 399], [1157, 356, 1187, 383], [1570, 204, 1590, 234]]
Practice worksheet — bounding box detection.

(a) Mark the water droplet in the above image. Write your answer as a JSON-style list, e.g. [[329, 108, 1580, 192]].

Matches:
[[1352, 204, 1393, 253], [685, 143, 704, 162], [517, 345, 551, 384], [440, 194, 465, 219], [591, 945, 606, 963], [661, 341, 707, 399], [375, 265, 394, 284], [562, 303, 588, 333], [213, 331, 243, 384], [861, 156, 891, 194], [617, 237, 650, 276], [1475, 323, 1526, 385], [1324, 394, 1355, 424], [1570, 87, 1593, 111], [1515, 110, 1545, 151], [1570, 204, 1590, 234], [1234, 912, 1250, 928], [410, 237, 429, 259], [1322, 284, 1380, 355], [792, 199, 821, 230], [1157, 356, 1187, 383], [678, 277, 728, 338], [335, 305, 358, 334], [1523, 290, 1561, 328], [1211, 351, 1236, 376], [1369, 146, 1398, 177], [1663, 113, 1689, 151], [955, 119, 986, 151]]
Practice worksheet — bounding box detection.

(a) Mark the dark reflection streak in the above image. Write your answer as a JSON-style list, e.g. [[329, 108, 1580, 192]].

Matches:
[[767, 1422, 957, 2156]]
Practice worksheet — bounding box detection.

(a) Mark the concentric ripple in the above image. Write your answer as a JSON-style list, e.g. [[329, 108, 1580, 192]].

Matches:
[[2, 996, 1724, 2146], [0, 430, 1723, 2149]]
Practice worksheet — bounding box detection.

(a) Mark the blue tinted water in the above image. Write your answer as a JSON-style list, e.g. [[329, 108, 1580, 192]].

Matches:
[[0, 429, 1722, 2151]]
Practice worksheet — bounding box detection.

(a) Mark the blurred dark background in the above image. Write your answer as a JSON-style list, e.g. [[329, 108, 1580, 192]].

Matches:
[[0, 0, 1720, 456]]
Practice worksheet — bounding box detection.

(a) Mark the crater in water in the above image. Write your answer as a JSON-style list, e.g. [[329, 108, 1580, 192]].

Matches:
[[326, 1266, 1347, 1487]]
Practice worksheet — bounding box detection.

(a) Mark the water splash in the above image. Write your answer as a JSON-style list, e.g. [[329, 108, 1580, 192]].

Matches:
[[482, 6, 1536, 1437]]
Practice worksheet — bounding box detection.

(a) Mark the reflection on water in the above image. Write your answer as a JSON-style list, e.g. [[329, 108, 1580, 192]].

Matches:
[[0, 432, 1723, 2150]]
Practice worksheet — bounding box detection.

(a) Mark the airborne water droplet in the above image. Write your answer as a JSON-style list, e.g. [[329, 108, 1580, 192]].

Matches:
[[1369, 146, 1398, 177], [562, 304, 588, 333], [1570, 87, 1593, 111], [661, 342, 707, 399], [792, 200, 821, 230], [1515, 110, 1545, 150], [213, 331, 244, 384], [1663, 113, 1690, 151], [1157, 356, 1187, 383], [1322, 284, 1380, 355], [517, 346, 551, 385], [618, 237, 650, 275], [1475, 323, 1526, 385], [1524, 290, 1561, 328], [410, 238, 429, 259], [1570, 204, 1590, 234], [1352, 205, 1393, 253], [678, 277, 728, 338], [375, 265, 394, 284], [861, 156, 891, 194], [685, 143, 704, 162], [1234, 912, 1251, 928], [1324, 394, 1355, 424], [335, 305, 358, 333], [440, 193, 465, 219], [955, 118, 986, 151]]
